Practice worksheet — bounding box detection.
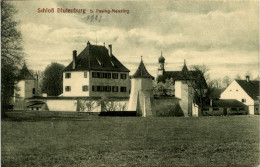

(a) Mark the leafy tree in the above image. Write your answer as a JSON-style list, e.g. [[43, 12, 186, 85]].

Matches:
[[41, 62, 65, 96], [153, 78, 174, 97], [1, 1, 24, 116]]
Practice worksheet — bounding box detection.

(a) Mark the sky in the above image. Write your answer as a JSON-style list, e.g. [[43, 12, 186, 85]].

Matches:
[[13, 0, 259, 80]]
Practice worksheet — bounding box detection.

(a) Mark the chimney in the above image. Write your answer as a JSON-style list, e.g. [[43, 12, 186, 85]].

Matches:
[[72, 50, 77, 69], [246, 75, 250, 82], [87, 41, 90, 46], [108, 44, 112, 57], [210, 99, 212, 106]]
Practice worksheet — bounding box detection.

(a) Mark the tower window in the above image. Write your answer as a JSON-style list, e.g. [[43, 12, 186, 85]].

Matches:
[[32, 88, 35, 94]]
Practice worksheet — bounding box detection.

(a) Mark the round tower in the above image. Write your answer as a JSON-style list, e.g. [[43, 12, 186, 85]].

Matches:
[[128, 57, 154, 117], [158, 51, 165, 76]]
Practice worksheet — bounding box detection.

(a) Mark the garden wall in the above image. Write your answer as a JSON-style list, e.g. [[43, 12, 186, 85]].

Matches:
[[152, 97, 183, 116]]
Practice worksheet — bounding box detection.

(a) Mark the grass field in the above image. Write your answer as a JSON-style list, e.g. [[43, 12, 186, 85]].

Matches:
[[1, 116, 259, 166]]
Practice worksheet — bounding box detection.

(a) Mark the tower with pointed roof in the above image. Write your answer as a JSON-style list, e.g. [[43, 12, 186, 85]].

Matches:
[[14, 62, 37, 100], [158, 51, 165, 76], [128, 57, 154, 117]]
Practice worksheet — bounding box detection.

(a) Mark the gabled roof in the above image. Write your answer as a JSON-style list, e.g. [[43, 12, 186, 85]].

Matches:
[[131, 58, 154, 79], [63, 43, 130, 72], [235, 80, 260, 100], [205, 99, 247, 108], [19, 63, 35, 80]]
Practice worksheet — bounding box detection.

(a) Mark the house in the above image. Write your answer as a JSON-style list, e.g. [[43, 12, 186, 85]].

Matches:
[[62, 41, 130, 97], [202, 99, 248, 116], [220, 76, 259, 115]]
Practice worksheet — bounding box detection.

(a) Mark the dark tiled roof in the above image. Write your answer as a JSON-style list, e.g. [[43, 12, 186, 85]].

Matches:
[[131, 59, 154, 79], [63, 44, 130, 72], [19, 63, 35, 80], [236, 80, 260, 100], [157, 71, 208, 89], [205, 99, 247, 108]]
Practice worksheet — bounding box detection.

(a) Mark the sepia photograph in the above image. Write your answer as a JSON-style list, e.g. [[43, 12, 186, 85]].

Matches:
[[1, 0, 259, 166]]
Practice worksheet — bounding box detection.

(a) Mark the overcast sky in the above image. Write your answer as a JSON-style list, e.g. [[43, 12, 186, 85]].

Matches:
[[13, 1, 259, 80]]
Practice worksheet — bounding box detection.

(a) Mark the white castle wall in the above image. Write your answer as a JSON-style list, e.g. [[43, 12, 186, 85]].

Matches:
[[128, 78, 153, 117]]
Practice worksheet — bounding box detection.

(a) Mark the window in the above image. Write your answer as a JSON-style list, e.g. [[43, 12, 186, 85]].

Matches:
[[242, 99, 246, 103], [120, 87, 127, 92], [65, 86, 71, 92], [92, 72, 98, 78], [103, 86, 111, 92], [32, 88, 35, 94], [112, 86, 118, 92], [84, 72, 88, 78], [213, 108, 219, 111], [82, 85, 88, 91], [121, 74, 127, 79], [92, 86, 97, 92], [112, 73, 118, 79], [104, 73, 111, 79], [65, 73, 71, 78]]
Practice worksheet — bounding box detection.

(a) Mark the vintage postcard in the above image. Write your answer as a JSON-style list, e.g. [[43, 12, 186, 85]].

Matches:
[[1, 0, 259, 166]]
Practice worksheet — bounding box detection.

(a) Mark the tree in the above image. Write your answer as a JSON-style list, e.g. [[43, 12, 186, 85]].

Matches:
[[41, 62, 65, 96], [182, 65, 209, 116], [222, 76, 231, 88], [207, 78, 223, 98], [1, 1, 24, 116], [234, 73, 242, 80], [153, 78, 174, 97]]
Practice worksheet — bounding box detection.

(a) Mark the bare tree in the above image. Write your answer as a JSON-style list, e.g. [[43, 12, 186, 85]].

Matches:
[[234, 73, 242, 80], [182, 65, 209, 116], [98, 96, 118, 111], [77, 98, 96, 112], [222, 76, 231, 88], [118, 102, 127, 111]]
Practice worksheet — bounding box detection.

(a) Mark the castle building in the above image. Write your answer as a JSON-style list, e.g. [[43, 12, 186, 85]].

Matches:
[[14, 63, 37, 100], [62, 41, 130, 97], [156, 52, 207, 89], [156, 52, 207, 116]]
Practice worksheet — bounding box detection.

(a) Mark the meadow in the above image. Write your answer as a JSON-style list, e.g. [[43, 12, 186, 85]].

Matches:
[[1, 115, 259, 166]]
